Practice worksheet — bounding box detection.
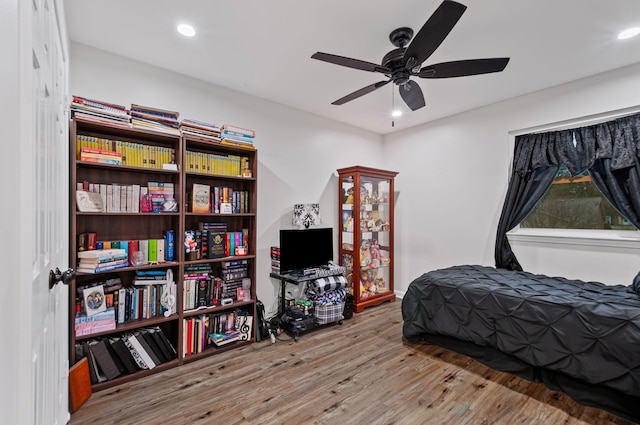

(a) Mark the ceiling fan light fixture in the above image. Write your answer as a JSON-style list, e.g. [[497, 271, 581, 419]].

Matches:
[[617, 27, 640, 40], [391, 109, 402, 117], [177, 23, 196, 37]]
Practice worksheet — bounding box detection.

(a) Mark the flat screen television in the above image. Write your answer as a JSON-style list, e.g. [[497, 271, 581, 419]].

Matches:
[[279, 228, 333, 274]]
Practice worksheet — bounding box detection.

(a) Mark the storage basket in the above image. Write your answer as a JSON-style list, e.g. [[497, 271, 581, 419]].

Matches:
[[314, 302, 344, 325]]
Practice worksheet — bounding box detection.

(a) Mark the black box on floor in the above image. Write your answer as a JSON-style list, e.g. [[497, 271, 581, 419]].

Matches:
[[280, 312, 317, 336], [343, 294, 354, 319]]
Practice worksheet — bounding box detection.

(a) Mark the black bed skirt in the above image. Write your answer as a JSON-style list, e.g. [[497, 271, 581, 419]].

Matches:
[[408, 333, 640, 424]]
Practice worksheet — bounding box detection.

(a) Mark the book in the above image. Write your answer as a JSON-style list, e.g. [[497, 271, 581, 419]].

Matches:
[[123, 335, 153, 370], [208, 226, 227, 259], [109, 337, 139, 374], [77, 248, 126, 259], [76, 190, 104, 212], [88, 339, 122, 381], [78, 253, 127, 265], [68, 357, 92, 413], [77, 262, 129, 274], [148, 239, 158, 262], [164, 230, 175, 261], [83, 285, 107, 316], [156, 239, 165, 263], [78, 257, 128, 269], [191, 184, 210, 213], [148, 329, 175, 361], [209, 329, 240, 346]]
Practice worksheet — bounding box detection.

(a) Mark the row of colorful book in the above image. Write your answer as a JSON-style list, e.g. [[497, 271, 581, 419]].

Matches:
[[76, 134, 176, 168], [188, 183, 250, 214], [71, 96, 255, 149], [76, 233, 176, 273], [76, 275, 171, 331], [75, 327, 177, 384], [183, 310, 244, 356], [270, 246, 281, 274], [184, 150, 249, 177], [184, 226, 249, 260], [182, 260, 250, 310], [77, 180, 176, 214]]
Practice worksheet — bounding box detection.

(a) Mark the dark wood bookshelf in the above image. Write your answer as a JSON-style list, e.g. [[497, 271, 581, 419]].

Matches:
[[69, 116, 258, 391]]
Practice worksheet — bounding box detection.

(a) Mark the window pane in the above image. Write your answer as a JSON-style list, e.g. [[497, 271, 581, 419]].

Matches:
[[521, 167, 636, 230]]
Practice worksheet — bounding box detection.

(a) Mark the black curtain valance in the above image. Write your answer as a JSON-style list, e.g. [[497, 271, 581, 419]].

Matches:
[[513, 113, 640, 176], [496, 111, 640, 271]]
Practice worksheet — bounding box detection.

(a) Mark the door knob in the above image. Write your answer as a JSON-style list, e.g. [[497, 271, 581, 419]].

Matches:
[[49, 267, 76, 289]]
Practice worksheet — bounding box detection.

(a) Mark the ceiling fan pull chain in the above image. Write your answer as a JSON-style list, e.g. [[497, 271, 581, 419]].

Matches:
[[392, 86, 395, 127]]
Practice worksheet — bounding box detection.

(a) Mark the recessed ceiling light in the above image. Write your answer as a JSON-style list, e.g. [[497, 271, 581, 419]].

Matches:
[[391, 109, 402, 118], [617, 27, 640, 40], [177, 24, 196, 37]]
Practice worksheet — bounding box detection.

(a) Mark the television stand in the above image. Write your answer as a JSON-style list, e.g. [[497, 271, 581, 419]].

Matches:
[[269, 271, 319, 317]]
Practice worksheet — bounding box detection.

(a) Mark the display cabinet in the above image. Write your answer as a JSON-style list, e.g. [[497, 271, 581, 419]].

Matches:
[[337, 166, 397, 313]]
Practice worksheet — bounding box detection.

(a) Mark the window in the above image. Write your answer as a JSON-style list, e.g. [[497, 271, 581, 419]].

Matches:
[[521, 166, 636, 231]]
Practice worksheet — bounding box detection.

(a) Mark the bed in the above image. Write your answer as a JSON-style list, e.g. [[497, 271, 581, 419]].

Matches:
[[401, 264, 640, 422]]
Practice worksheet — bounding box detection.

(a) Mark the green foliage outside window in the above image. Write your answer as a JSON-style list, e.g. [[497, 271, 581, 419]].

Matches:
[[521, 167, 636, 230]]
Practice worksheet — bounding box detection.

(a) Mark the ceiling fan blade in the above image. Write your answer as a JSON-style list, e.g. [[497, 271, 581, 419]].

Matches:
[[418, 58, 510, 78], [312, 52, 391, 74], [402, 0, 467, 68], [399, 80, 426, 111], [332, 80, 392, 105]]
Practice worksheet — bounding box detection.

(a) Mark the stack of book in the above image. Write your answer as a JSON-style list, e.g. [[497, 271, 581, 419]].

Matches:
[[70, 95, 131, 128], [130, 104, 180, 136], [209, 310, 241, 346], [271, 246, 281, 274], [218, 259, 249, 302], [75, 307, 116, 337], [180, 118, 221, 141], [220, 124, 255, 149], [77, 249, 129, 274], [183, 263, 218, 310], [79, 147, 123, 165]]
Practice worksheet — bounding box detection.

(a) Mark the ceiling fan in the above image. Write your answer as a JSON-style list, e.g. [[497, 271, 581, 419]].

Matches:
[[311, 0, 510, 111]]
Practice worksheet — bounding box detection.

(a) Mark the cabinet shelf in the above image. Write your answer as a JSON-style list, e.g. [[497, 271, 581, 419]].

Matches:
[[91, 359, 180, 392], [75, 262, 179, 276], [181, 340, 252, 364], [183, 299, 255, 318], [75, 314, 179, 341], [76, 212, 180, 217], [76, 161, 181, 174], [183, 255, 255, 266]]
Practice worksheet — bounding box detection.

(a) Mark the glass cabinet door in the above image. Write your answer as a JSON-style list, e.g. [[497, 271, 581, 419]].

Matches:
[[358, 176, 391, 300]]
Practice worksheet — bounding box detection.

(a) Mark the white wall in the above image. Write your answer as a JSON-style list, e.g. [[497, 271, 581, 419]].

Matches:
[[70, 42, 640, 314], [384, 62, 640, 293], [69, 42, 384, 316]]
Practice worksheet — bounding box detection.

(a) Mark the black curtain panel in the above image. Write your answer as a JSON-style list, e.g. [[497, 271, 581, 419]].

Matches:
[[494, 164, 557, 270], [495, 112, 640, 270]]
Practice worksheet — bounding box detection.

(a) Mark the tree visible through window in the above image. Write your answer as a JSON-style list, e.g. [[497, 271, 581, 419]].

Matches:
[[521, 166, 636, 230]]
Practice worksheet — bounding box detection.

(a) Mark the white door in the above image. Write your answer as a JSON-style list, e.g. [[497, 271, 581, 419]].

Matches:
[[0, 0, 70, 423], [32, 1, 71, 423]]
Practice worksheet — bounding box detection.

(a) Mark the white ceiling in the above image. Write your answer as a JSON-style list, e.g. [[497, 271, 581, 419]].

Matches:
[[63, 0, 640, 135]]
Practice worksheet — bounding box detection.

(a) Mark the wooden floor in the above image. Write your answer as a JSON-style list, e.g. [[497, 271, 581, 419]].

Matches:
[[69, 301, 637, 425]]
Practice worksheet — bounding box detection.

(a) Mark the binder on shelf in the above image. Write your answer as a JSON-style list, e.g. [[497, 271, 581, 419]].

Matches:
[[88, 339, 122, 381], [109, 337, 139, 374]]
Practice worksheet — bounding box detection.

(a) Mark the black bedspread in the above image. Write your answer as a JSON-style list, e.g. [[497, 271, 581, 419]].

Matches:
[[402, 265, 640, 421]]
